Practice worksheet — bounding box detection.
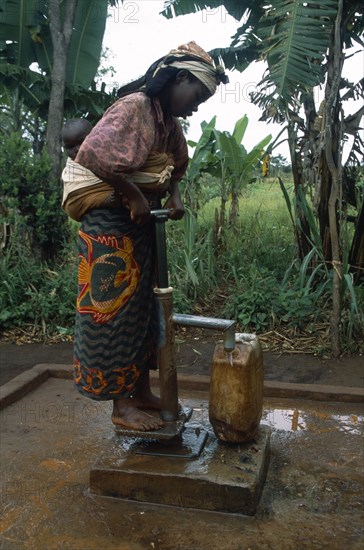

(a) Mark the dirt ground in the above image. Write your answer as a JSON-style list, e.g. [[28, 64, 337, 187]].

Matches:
[[0, 328, 363, 388]]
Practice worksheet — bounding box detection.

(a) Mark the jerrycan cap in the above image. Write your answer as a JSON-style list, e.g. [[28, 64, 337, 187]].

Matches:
[[235, 333, 257, 345]]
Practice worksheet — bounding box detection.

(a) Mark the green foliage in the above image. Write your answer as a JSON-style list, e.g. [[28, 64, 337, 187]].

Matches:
[[200, 180, 295, 277], [162, 0, 364, 358], [0, 239, 77, 336], [341, 274, 364, 348], [171, 287, 193, 315], [224, 257, 330, 333], [0, 132, 69, 256], [162, 1, 363, 120], [252, 0, 338, 116], [0, 0, 116, 138], [195, 115, 271, 186], [224, 264, 279, 332], [185, 116, 271, 224], [2, 176, 362, 353], [222, 229, 363, 350], [277, 179, 363, 346], [168, 207, 216, 300], [0, 0, 109, 88], [185, 117, 218, 182]]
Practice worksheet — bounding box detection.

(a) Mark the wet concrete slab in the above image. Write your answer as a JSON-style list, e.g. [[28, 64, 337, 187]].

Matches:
[[1, 375, 363, 549], [90, 419, 270, 515]]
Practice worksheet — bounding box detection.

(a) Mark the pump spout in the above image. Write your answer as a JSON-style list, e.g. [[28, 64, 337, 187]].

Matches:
[[172, 314, 236, 352]]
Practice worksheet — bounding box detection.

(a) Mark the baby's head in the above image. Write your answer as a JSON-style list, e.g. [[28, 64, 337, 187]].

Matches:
[[61, 118, 92, 160]]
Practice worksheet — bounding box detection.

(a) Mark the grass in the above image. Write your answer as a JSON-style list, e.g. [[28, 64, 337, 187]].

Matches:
[[168, 179, 363, 355], [1, 178, 363, 355], [196, 179, 295, 279]]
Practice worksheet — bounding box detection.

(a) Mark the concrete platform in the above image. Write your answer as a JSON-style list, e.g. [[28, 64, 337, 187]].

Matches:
[[1, 368, 363, 549], [90, 420, 271, 515]]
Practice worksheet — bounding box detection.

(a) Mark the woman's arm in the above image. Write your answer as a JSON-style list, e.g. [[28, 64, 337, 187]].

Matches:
[[117, 176, 151, 224], [76, 94, 156, 224], [164, 180, 185, 220]]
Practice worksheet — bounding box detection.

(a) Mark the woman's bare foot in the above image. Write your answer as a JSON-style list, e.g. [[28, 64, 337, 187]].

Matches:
[[112, 399, 164, 431]]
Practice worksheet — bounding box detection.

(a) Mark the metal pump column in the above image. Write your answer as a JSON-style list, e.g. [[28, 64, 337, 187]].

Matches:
[[152, 210, 179, 422]]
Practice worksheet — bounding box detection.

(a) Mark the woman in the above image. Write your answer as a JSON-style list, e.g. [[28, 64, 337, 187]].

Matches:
[[73, 41, 228, 431]]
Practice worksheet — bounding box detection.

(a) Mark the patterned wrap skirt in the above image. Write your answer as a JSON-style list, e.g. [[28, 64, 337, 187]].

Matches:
[[73, 207, 158, 400]]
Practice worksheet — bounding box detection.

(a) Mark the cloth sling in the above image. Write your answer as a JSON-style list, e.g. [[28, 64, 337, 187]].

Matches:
[[62, 152, 174, 222]]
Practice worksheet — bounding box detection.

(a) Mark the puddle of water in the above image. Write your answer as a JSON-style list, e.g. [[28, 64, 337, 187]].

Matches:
[[187, 402, 364, 435], [262, 408, 307, 431], [332, 414, 363, 435], [262, 407, 364, 434]]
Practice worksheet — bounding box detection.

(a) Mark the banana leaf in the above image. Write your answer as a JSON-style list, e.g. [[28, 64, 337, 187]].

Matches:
[[232, 115, 248, 145], [254, 0, 338, 114], [0, 0, 45, 68], [0, 0, 109, 88]]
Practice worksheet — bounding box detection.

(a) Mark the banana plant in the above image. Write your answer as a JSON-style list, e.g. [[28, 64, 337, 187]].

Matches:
[[0, 0, 109, 88], [0, 0, 116, 177], [187, 115, 271, 228], [162, 0, 364, 357], [216, 116, 271, 224]]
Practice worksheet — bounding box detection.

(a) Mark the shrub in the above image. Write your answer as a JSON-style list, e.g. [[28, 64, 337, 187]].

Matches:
[[0, 132, 70, 260], [0, 238, 77, 337], [224, 264, 280, 332]]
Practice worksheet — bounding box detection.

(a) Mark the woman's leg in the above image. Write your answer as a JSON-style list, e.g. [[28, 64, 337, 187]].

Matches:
[[130, 370, 161, 410]]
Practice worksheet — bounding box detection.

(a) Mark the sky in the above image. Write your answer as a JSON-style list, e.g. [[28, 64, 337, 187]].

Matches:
[[101, 0, 364, 161]]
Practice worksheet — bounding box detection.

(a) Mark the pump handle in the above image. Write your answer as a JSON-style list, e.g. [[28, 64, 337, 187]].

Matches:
[[150, 208, 172, 221]]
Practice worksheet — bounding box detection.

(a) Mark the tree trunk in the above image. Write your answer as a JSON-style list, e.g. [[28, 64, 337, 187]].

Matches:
[[287, 122, 312, 260], [316, 30, 342, 263], [229, 183, 239, 226], [324, 0, 344, 357], [317, 155, 333, 260], [32, 117, 43, 155], [213, 207, 221, 253], [12, 88, 22, 132], [45, 0, 78, 181], [219, 177, 227, 230]]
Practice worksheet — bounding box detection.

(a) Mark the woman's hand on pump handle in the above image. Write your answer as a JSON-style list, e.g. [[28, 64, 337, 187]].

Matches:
[[164, 193, 185, 220], [122, 190, 185, 223]]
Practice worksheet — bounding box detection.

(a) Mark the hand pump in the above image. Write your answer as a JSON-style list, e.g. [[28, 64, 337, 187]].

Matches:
[[152, 209, 179, 422]]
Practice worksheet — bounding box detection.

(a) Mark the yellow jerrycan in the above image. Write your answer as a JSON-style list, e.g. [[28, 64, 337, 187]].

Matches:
[[209, 333, 263, 443]]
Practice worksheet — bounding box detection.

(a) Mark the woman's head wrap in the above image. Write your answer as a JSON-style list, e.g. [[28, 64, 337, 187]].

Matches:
[[117, 41, 228, 98]]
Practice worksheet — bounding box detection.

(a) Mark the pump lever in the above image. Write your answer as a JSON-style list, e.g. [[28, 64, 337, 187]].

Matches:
[[150, 208, 172, 221]]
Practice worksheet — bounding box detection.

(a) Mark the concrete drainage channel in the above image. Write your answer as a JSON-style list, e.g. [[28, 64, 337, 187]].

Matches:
[[0, 363, 363, 549]]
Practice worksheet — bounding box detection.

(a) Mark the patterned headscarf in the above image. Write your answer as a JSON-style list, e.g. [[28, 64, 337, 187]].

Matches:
[[152, 41, 228, 96], [117, 41, 228, 98]]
